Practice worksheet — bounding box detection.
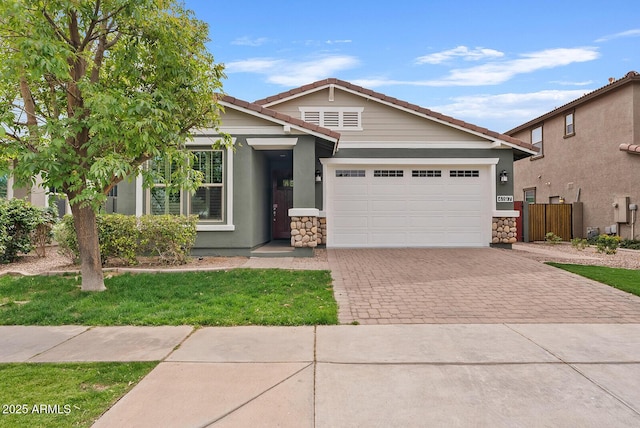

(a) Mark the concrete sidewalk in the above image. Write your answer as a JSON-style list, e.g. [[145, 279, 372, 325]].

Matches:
[[2, 324, 640, 427]]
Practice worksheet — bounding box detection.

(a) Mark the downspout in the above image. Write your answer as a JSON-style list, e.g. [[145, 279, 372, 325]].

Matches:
[[631, 204, 638, 240]]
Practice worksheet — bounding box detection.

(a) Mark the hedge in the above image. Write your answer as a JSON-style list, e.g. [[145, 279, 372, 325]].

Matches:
[[54, 214, 198, 266], [0, 198, 56, 263]]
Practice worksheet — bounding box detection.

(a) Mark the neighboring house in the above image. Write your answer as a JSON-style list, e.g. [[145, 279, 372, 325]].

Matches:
[[506, 71, 640, 241], [10, 78, 537, 255]]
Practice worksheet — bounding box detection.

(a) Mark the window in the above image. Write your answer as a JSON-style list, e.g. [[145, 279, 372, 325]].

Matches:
[[450, 170, 479, 178], [524, 188, 536, 204], [531, 125, 543, 156], [564, 113, 575, 137], [190, 151, 223, 221], [336, 170, 365, 177], [374, 170, 404, 177], [149, 150, 224, 221], [412, 170, 441, 177], [300, 107, 363, 130]]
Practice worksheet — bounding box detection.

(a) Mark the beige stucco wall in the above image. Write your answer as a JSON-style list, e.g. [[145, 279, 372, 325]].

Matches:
[[512, 83, 640, 240]]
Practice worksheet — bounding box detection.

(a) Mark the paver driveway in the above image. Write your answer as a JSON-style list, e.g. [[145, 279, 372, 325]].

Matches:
[[328, 248, 640, 324]]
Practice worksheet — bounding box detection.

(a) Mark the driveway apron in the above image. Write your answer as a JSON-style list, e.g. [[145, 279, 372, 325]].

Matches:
[[327, 248, 640, 324]]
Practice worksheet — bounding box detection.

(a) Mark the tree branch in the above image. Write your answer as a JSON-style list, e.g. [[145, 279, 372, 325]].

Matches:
[[42, 10, 73, 46]]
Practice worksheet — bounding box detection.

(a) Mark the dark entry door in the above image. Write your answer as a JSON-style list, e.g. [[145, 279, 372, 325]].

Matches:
[[272, 170, 293, 239]]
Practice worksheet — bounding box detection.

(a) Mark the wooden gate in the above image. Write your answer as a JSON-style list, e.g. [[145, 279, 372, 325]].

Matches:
[[529, 204, 572, 241]]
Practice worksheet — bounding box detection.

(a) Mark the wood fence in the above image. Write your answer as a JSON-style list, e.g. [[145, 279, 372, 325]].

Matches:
[[529, 204, 573, 241]]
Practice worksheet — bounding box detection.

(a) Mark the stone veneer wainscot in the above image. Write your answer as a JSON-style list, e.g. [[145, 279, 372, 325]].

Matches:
[[492, 217, 517, 244]]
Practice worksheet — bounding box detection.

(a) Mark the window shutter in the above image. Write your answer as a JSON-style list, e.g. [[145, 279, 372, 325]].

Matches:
[[303, 111, 320, 125], [323, 111, 340, 128], [342, 111, 360, 128]]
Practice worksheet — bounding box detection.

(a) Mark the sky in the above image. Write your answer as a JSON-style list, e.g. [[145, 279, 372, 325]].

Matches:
[[183, 0, 640, 133]]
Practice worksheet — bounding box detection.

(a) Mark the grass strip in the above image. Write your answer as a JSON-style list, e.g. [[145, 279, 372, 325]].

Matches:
[[0, 269, 337, 326], [546, 263, 640, 297], [0, 362, 156, 428]]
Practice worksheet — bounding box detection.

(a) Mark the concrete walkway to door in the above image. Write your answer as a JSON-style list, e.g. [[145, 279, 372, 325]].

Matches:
[[328, 248, 640, 325]]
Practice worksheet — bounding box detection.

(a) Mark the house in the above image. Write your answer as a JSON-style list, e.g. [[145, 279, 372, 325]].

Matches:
[[9, 79, 537, 255], [506, 71, 640, 241]]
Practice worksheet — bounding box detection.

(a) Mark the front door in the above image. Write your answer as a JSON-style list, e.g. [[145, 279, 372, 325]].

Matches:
[[272, 170, 293, 239]]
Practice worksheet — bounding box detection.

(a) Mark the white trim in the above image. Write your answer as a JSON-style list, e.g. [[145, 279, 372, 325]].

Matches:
[[321, 158, 500, 166], [226, 146, 234, 229], [135, 171, 143, 217], [219, 126, 302, 135], [197, 224, 236, 232], [337, 140, 499, 150], [288, 208, 319, 217], [247, 137, 298, 150], [188, 135, 237, 146], [493, 210, 520, 218]]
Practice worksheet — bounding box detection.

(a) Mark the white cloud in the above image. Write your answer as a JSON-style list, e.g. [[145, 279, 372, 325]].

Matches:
[[595, 29, 640, 43], [225, 55, 360, 86], [326, 39, 352, 45], [416, 46, 504, 64], [550, 80, 595, 86], [429, 89, 593, 131], [231, 37, 269, 47], [225, 58, 284, 73], [357, 47, 600, 87]]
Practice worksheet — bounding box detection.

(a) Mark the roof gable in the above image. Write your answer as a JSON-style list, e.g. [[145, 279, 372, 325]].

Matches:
[[255, 78, 536, 155], [219, 95, 340, 143]]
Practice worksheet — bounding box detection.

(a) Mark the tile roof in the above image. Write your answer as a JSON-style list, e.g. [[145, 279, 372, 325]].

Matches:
[[506, 71, 640, 135], [220, 95, 341, 142], [254, 78, 536, 153], [620, 143, 640, 155]]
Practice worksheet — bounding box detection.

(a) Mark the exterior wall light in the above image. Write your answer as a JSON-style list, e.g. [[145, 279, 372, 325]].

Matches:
[[499, 170, 508, 184], [315, 170, 322, 182]]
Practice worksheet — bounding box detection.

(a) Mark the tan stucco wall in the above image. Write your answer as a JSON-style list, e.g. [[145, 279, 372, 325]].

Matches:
[[512, 83, 640, 239]]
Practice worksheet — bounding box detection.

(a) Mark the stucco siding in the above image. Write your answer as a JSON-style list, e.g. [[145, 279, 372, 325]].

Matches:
[[269, 87, 486, 143], [512, 83, 640, 239]]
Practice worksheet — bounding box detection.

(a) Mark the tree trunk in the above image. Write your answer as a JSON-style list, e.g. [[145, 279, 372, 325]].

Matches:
[[70, 203, 106, 291]]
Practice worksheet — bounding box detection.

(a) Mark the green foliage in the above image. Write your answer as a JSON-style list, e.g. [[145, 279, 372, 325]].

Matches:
[[0, 269, 338, 326], [55, 214, 197, 265], [0, 362, 156, 428], [620, 239, 640, 250], [595, 234, 621, 255], [544, 231, 562, 244], [0, 198, 56, 262], [139, 215, 198, 264], [547, 263, 640, 297], [570, 238, 589, 250], [0, 174, 7, 198]]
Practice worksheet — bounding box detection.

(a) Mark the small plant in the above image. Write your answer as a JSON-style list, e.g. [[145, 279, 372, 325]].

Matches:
[[620, 239, 640, 250], [571, 238, 589, 250], [545, 232, 562, 244], [595, 234, 621, 255]]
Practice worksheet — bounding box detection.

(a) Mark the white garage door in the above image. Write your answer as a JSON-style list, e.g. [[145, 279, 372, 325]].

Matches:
[[327, 165, 491, 247]]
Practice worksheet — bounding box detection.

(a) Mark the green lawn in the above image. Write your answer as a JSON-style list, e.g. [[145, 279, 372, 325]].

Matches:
[[547, 263, 640, 297], [0, 269, 337, 326], [0, 362, 156, 428]]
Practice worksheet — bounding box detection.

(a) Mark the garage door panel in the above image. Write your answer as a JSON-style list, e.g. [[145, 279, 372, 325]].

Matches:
[[370, 200, 407, 211], [335, 184, 368, 195], [333, 215, 367, 228], [333, 200, 368, 212], [328, 165, 489, 248]]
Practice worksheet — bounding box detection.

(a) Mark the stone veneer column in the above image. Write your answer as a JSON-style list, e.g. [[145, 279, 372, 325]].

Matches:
[[317, 214, 327, 245], [288, 208, 320, 248], [492, 217, 517, 244]]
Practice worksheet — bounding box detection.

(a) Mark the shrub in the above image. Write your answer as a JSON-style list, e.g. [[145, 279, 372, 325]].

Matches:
[[571, 238, 589, 250], [0, 198, 55, 262], [620, 239, 640, 250], [595, 234, 621, 255], [545, 232, 562, 244], [55, 214, 197, 266], [139, 215, 198, 265]]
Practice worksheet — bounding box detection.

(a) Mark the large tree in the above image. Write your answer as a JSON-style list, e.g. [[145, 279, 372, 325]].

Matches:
[[0, 0, 230, 291]]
